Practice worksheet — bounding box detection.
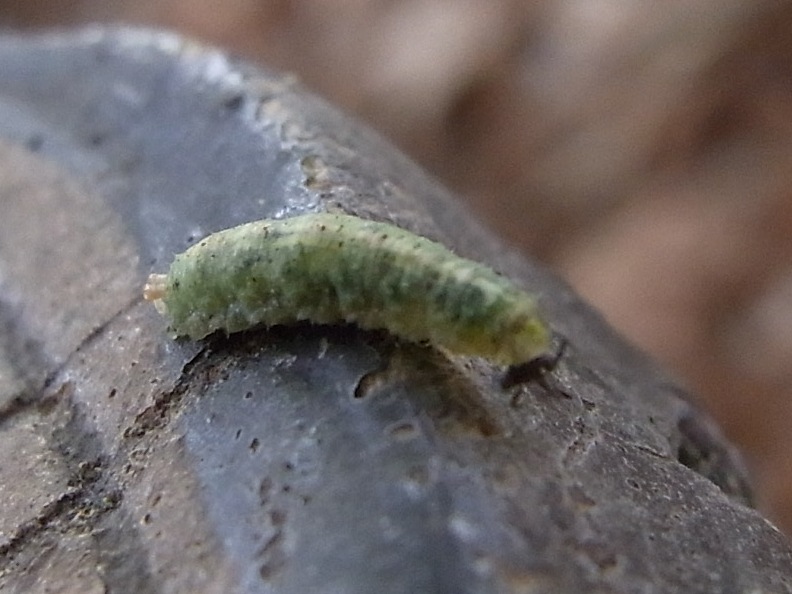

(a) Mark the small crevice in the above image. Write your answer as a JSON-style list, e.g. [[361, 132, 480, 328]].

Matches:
[[0, 295, 143, 425], [122, 345, 215, 440], [0, 368, 162, 593], [0, 460, 122, 561]]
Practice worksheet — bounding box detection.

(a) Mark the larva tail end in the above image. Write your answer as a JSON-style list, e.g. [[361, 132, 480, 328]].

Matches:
[[143, 274, 168, 302]]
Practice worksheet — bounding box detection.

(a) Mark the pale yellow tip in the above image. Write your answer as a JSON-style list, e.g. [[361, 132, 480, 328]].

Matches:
[[143, 274, 168, 302]]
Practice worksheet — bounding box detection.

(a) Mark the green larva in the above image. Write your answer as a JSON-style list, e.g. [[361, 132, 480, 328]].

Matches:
[[144, 213, 551, 365]]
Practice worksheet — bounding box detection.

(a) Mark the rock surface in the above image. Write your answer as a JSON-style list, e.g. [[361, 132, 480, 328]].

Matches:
[[0, 26, 789, 594]]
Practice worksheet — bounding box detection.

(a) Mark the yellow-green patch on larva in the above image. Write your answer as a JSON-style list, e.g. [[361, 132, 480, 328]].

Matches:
[[144, 213, 551, 365]]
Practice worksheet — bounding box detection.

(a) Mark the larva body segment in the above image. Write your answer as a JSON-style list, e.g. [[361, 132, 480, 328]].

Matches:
[[145, 213, 550, 365]]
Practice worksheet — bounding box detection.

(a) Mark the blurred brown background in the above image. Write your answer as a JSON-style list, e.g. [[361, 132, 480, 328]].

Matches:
[[4, 0, 792, 535]]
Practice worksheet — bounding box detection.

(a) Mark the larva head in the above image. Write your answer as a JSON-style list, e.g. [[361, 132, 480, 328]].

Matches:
[[497, 310, 552, 365], [469, 295, 551, 366], [437, 292, 551, 366]]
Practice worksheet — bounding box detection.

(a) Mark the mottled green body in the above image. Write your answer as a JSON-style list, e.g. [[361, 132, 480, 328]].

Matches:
[[151, 213, 550, 364]]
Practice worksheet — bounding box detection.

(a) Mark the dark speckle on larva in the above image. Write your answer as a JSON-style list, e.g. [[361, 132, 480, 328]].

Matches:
[[143, 213, 551, 365]]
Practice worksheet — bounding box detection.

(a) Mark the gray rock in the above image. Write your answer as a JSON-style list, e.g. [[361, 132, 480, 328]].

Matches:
[[0, 26, 788, 594]]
